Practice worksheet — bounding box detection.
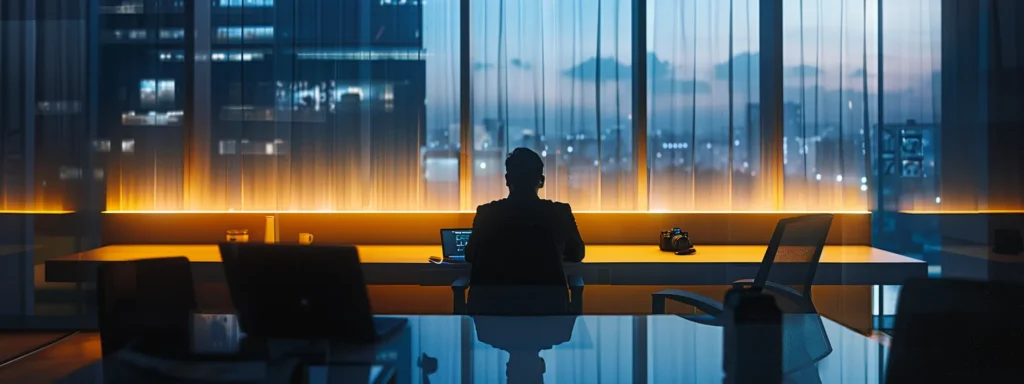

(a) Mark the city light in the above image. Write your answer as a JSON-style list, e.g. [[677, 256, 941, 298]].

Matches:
[[836, 175, 843, 182], [861, 184, 868, 191], [567, 146, 574, 153], [479, 162, 486, 169], [861, 177, 868, 184], [935, 197, 942, 204], [815, 174, 822, 181]]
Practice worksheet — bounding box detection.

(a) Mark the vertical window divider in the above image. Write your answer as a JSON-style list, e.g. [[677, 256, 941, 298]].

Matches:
[[633, 0, 650, 211], [183, 0, 196, 209], [459, 0, 474, 211], [760, 0, 785, 210]]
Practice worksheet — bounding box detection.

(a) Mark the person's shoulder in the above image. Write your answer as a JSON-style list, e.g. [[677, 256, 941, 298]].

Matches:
[[476, 198, 510, 211], [540, 199, 573, 212]]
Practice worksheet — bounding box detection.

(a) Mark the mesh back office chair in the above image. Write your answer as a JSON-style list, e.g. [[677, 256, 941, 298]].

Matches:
[[653, 214, 834, 318], [96, 257, 196, 356], [887, 278, 1024, 383], [653, 214, 834, 375], [452, 223, 583, 315]]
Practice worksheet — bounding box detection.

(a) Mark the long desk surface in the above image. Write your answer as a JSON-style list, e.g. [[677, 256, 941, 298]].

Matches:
[[45, 244, 926, 286]]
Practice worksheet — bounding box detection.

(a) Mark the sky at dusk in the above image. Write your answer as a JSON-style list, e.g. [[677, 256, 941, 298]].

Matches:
[[420, 0, 942, 124]]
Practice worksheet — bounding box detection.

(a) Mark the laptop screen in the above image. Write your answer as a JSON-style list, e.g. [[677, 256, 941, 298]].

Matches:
[[440, 229, 472, 259]]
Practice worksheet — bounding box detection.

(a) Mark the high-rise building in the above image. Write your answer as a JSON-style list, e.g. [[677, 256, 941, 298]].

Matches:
[[96, 0, 427, 210], [204, 0, 426, 210], [96, 0, 187, 210]]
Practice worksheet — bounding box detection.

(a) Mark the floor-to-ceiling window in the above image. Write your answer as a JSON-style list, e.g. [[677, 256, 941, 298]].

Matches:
[[1, 0, 949, 215], [471, 0, 636, 211]]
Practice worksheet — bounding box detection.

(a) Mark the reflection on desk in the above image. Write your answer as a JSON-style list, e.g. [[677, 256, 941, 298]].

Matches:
[[56, 314, 886, 383]]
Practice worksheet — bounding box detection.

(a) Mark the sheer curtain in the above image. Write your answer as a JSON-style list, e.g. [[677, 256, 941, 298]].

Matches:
[[782, 0, 878, 211], [647, 0, 762, 211], [878, 0, 942, 212], [783, 0, 940, 212], [471, 0, 635, 211], [189, 0, 460, 211]]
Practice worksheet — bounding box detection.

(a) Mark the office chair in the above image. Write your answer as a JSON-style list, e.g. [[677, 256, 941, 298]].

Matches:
[[96, 257, 197, 356], [452, 223, 584, 315], [653, 214, 834, 374], [887, 278, 1024, 383], [653, 214, 833, 319]]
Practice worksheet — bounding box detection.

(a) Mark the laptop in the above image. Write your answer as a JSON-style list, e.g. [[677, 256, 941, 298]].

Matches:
[[219, 243, 407, 343], [440, 228, 473, 262]]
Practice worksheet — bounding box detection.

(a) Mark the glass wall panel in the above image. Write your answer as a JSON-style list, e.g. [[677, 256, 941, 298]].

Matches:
[[97, 0, 187, 211], [1, 0, 96, 328], [471, 0, 635, 210], [647, 0, 762, 211], [781, 0, 878, 211], [95, 0, 459, 211], [878, 0, 942, 212], [187, 0, 460, 211]]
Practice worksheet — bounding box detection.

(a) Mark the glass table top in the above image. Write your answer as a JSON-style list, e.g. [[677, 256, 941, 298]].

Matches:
[[61, 314, 887, 383]]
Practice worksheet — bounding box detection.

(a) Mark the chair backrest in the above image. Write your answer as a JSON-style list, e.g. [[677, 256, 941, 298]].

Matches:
[[754, 214, 834, 298], [96, 257, 196, 356], [887, 278, 1024, 383], [469, 222, 567, 287]]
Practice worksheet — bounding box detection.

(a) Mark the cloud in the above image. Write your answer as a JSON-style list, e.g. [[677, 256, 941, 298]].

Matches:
[[787, 64, 822, 77], [510, 58, 533, 70], [562, 56, 631, 81], [849, 68, 867, 78], [473, 62, 494, 71], [714, 52, 759, 81], [563, 53, 710, 94], [713, 52, 820, 81]]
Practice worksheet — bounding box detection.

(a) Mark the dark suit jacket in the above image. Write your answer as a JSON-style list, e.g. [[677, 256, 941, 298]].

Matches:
[[464, 195, 585, 264]]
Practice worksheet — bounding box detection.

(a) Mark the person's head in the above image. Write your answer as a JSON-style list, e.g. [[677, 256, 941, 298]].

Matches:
[[505, 147, 545, 195]]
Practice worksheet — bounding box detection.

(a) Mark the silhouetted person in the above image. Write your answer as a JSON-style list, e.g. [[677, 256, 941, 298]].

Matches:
[[465, 147, 585, 265]]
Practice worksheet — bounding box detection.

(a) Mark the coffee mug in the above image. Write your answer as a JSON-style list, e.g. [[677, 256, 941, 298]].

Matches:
[[225, 229, 249, 243], [299, 233, 314, 245]]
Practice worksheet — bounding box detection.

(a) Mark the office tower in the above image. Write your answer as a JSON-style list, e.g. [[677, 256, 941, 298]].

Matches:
[[206, 0, 426, 210], [94, 0, 426, 210], [96, 0, 187, 210]]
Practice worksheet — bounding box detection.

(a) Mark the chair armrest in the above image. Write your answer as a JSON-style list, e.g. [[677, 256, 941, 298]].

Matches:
[[567, 275, 584, 314], [451, 276, 470, 314], [567, 274, 584, 288], [651, 289, 725, 316], [451, 276, 470, 292], [732, 279, 814, 312]]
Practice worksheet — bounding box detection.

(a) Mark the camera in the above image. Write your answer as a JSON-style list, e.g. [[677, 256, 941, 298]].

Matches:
[[660, 228, 694, 254]]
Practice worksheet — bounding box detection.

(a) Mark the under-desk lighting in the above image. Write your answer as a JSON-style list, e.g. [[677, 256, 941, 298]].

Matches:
[[103, 210, 871, 214], [0, 210, 74, 214]]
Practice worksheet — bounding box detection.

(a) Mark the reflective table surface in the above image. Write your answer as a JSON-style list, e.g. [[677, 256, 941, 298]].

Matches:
[[59, 314, 887, 383]]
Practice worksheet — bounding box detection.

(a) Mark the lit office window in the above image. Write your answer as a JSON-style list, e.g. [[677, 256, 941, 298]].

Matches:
[[471, 0, 635, 210], [647, 0, 762, 210]]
